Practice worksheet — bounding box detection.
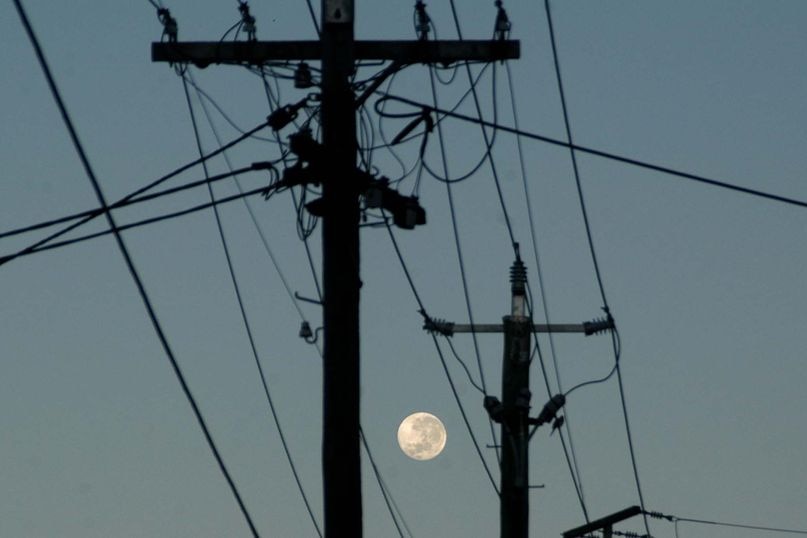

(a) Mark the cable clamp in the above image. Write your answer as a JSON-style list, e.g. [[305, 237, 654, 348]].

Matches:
[[157, 8, 178, 42], [392, 109, 433, 145]]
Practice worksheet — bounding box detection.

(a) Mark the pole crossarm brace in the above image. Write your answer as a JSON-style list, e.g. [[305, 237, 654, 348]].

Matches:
[[151, 40, 519, 67], [423, 318, 614, 337], [562, 506, 643, 538]]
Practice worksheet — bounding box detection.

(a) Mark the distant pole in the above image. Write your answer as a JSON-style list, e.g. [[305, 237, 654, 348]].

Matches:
[[500, 250, 531, 538], [319, 0, 361, 536], [425, 252, 614, 538]]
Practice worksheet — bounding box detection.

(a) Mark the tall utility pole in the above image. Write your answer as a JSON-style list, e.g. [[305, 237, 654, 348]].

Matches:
[[425, 246, 614, 538], [152, 2, 518, 536], [320, 2, 361, 535]]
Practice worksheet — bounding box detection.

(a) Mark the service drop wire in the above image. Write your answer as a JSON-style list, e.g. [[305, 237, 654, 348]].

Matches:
[[376, 93, 807, 212], [187, 72, 306, 320], [0, 120, 269, 267], [12, 2, 262, 536], [182, 74, 323, 537], [0, 186, 272, 262], [563, 329, 621, 399], [0, 165, 258, 241], [374, 64, 493, 190]]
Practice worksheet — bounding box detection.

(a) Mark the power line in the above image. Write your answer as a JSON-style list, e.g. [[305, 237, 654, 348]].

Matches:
[[446, 1, 517, 249], [252, 61, 324, 303], [543, 0, 609, 308], [647, 510, 807, 535], [188, 72, 308, 322], [443, 336, 486, 395], [360, 428, 411, 538], [182, 76, 279, 143], [444, 1, 595, 522], [304, 0, 320, 36], [182, 74, 322, 536], [191, 64, 410, 538], [0, 121, 268, 266], [427, 64, 500, 464], [12, 2, 262, 536], [503, 59, 590, 520], [374, 93, 807, 212], [378, 62, 495, 186], [542, 2, 649, 536], [254, 56, 412, 538], [0, 185, 267, 262], [385, 220, 500, 496], [0, 165, 261, 241], [427, 2, 598, 524]]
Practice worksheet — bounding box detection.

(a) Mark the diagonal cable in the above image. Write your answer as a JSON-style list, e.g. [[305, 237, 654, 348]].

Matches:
[[385, 220, 499, 495], [504, 58, 589, 519], [0, 122, 267, 267], [427, 65, 500, 464], [543, 1, 649, 534], [374, 93, 807, 212], [182, 74, 323, 536], [13, 2, 262, 535]]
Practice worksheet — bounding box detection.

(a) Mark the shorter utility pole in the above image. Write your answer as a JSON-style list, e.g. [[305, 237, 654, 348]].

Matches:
[[498, 252, 531, 538], [424, 244, 614, 538]]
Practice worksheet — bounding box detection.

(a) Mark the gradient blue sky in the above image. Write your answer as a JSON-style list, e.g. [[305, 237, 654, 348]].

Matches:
[[1, 1, 806, 537]]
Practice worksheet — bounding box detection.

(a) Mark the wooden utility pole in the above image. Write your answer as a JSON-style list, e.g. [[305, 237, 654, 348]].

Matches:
[[152, 2, 518, 536], [319, 2, 361, 535], [499, 253, 531, 538], [427, 246, 615, 538]]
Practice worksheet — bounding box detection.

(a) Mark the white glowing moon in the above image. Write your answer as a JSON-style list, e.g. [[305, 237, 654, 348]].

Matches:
[[397, 412, 447, 461]]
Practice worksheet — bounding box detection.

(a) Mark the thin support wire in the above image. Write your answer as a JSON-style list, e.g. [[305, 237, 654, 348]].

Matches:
[[385, 221, 500, 496], [427, 65, 500, 464], [360, 428, 407, 538], [181, 75, 322, 537]]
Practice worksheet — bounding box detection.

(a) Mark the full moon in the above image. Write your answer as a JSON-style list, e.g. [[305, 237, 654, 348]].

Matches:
[[397, 412, 447, 461]]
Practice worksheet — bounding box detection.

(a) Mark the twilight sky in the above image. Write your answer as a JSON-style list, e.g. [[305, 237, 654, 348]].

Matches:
[[1, 1, 806, 537]]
